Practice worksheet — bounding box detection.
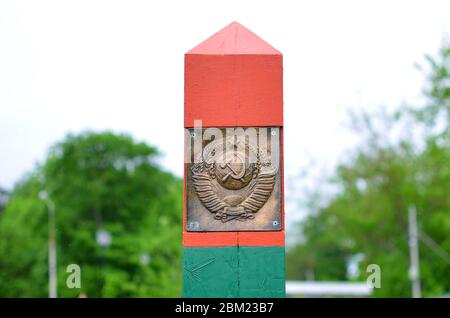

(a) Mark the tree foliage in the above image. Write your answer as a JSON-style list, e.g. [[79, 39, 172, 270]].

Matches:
[[287, 44, 450, 297], [0, 132, 182, 297]]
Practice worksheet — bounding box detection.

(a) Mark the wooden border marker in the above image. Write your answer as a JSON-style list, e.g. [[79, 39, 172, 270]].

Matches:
[[183, 22, 285, 297]]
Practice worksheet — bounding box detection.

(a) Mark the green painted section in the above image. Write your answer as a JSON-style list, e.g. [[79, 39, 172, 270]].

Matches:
[[238, 246, 286, 298], [183, 246, 285, 298], [183, 246, 239, 298]]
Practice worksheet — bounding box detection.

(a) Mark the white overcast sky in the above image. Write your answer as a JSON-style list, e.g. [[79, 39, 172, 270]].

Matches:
[[1, 1, 449, 229]]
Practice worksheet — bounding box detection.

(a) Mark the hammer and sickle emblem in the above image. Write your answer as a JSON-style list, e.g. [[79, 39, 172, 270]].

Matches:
[[219, 152, 246, 182]]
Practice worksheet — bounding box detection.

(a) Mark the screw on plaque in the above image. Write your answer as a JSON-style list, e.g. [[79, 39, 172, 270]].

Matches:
[[188, 222, 199, 230]]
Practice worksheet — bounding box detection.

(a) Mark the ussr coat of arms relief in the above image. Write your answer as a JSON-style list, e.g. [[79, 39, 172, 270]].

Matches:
[[186, 127, 281, 232]]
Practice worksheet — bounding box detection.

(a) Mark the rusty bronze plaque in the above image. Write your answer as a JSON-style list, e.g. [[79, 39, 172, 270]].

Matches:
[[185, 127, 281, 232]]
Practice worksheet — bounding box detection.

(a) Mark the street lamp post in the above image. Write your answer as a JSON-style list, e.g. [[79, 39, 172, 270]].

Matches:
[[39, 191, 57, 298], [96, 228, 111, 293], [408, 206, 421, 298]]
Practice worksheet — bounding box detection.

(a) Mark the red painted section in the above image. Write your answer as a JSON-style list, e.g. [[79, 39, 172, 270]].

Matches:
[[183, 232, 239, 247], [183, 22, 285, 248], [238, 232, 285, 246], [187, 22, 281, 55], [183, 232, 285, 247], [185, 22, 283, 128], [185, 55, 282, 128]]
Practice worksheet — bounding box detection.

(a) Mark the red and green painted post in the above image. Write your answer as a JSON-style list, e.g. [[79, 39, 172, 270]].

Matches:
[[183, 22, 285, 297]]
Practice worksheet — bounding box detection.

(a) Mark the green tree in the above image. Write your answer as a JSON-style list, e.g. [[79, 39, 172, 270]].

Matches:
[[287, 44, 450, 297], [0, 131, 182, 297]]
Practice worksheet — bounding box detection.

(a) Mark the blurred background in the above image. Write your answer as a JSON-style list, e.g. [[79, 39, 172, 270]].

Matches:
[[0, 0, 449, 297]]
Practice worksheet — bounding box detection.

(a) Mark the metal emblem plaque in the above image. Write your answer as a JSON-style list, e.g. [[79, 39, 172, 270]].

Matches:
[[185, 127, 281, 232]]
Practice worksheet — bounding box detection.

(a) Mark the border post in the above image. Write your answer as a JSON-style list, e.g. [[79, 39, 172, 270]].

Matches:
[[183, 22, 285, 298]]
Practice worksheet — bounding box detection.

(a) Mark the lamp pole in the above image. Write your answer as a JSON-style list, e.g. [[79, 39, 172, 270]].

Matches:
[[96, 228, 111, 293], [408, 206, 421, 298], [39, 191, 57, 298]]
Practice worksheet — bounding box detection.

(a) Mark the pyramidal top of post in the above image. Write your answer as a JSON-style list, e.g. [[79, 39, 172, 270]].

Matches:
[[186, 21, 281, 55]]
